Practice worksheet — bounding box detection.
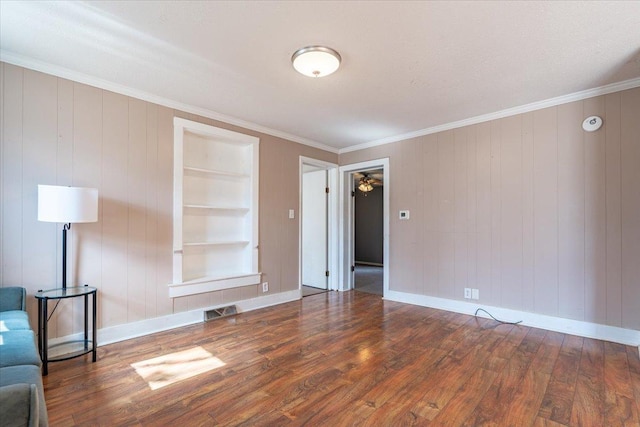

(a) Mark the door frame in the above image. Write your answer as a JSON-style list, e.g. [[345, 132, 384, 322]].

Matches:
[[299, 156, 340, 292], [338, 158, 390, 295]]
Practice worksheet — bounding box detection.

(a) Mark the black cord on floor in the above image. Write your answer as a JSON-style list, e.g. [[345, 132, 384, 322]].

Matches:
[[474, 308, 522, 325]]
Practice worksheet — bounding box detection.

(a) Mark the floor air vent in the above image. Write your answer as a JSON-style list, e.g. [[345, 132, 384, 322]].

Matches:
[[204, 305, 238, 321]]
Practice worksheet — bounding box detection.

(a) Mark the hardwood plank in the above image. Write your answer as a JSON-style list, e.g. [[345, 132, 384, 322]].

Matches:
[[538, 334, 584, 424], [41, 291, 640, 426], [570, 338, 605, 426], [428, 367, 498, 426], [604, 341, 640, 426], [464, 327, 546, 425], [625, 346, 640, 419]]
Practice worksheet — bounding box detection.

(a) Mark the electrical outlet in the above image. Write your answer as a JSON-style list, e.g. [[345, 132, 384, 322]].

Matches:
[[464, 288, 471, 299], [472, 289, 479, 300], [262, 282, 269, 293]]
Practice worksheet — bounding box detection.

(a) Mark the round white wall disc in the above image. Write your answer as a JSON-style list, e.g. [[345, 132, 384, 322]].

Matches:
[[582, 116, 603, 132]]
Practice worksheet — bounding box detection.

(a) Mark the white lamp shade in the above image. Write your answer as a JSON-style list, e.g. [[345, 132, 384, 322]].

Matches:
[[38, 185, 98, 223]]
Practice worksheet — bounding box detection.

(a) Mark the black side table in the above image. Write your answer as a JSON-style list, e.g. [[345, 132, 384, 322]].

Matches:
[[35, 285, 97, 375]]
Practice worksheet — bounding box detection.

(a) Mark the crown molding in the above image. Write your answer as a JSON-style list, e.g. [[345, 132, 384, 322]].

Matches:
[[4, 50, 638, 157], [0, 50, 339, 154], [340, 76, 640, 154]]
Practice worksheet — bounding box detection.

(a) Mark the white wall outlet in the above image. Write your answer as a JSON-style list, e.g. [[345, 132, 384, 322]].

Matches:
[[262, 282, 269, 293], [464, 288, 471, 299], [288, 209, 295, 219], [399, 210, 410, 220], [472, 288, 479, 300]]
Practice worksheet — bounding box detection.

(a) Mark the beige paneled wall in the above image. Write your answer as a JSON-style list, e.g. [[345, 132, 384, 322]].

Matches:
[[341, 88, 640, 330], [0, 63, 337, 338]]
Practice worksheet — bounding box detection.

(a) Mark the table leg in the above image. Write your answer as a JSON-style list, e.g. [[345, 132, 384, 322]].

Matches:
[[42, 298, 48, 376], [92, 291, 97, 362], [84, 293, 89, 351], [37, 297, 43, 357]]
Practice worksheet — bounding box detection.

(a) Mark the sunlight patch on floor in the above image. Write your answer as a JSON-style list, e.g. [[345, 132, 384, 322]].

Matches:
[[0, 320, 8, 332], [131, 346, 225, 390]]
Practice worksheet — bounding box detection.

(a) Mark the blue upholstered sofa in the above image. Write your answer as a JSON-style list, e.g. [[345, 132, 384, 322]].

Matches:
[[0, 287, 48, 427]]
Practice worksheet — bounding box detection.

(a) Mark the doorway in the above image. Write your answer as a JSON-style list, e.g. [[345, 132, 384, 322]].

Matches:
[[353, 169, 384, 295], [339, 158, 390, 296], [299, 157, 339, 297]]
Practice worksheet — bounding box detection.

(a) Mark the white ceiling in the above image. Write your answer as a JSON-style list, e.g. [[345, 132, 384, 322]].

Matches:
[[1, 1, 639, 152]]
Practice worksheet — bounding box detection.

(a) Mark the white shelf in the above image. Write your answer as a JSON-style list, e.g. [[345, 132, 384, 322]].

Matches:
[[168, 273, 262, 298], [184, 166, 249, 179], [172, 117, 260, 297], [183, 204, 249, 212], [182, 241, 250, 248]]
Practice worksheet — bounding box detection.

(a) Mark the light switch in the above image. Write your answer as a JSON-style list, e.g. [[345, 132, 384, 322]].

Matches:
[[399, 210, 410, 220], [289, 209, 295, 219]]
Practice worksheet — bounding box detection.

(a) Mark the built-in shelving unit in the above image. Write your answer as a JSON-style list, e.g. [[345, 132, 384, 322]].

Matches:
[[169, 117, 260, 298]]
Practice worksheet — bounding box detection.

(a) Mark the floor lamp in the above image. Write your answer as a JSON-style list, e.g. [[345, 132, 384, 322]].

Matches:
[[38, 185, 99, 289]]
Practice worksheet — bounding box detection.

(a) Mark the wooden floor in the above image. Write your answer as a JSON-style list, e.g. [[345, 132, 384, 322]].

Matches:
[[44, 291, 640, 426]]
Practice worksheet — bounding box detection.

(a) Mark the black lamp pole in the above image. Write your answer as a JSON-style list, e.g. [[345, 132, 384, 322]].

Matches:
[[62, 223, 71, 289]]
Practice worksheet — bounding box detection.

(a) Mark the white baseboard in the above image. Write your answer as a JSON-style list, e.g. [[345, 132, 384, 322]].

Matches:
[[47, 289, 301, 357], [385, 290, 640, 347]]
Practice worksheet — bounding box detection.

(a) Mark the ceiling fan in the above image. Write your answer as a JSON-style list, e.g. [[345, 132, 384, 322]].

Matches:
[[356, 172, 382, 195]]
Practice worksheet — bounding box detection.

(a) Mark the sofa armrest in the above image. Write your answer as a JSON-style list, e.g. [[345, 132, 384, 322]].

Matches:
[[0, 287, 26, 312], [0, 383, 39, 427]]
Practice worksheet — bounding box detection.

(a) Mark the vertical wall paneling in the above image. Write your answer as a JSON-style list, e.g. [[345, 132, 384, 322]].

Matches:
[[259, 138, 283, 293], [422, 134, 438, 295], [23, 70, 60, 334], [280, 143, 300, 293], [53, 77, 74, 337], [604, 93, 622, 327], [72, 83, 103, 335], [533, 107, 559, 316], [145, 103, 158, 318], [620, 88, 640, 330], [557, 102, 586, 320], [101, 91, 129, 328], [500, 115, 524, 310], [127, 98, 147, 322], [2, 65, 24, 290], [396, 139, 422, 294], [489, 120, 502, 306], [466, 126, 478, 295], [22, 70, 58, 287], [583, 96, 606, 323], [437, 131, 455, 299], [521, 112, 535, 312], [475, 122, 492, 300], [454, 128, 468, 301], [337, 87, 639, 331]]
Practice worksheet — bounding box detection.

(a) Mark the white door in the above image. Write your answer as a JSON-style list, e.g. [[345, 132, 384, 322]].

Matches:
[[302, 168, 328, 289]]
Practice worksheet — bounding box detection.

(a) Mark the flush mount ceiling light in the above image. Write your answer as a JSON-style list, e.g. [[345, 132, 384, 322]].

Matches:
[[291, 46, 341, 77]]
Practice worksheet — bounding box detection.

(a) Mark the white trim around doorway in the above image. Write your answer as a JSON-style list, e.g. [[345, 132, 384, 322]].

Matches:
[[338, 158, 390, 295]]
